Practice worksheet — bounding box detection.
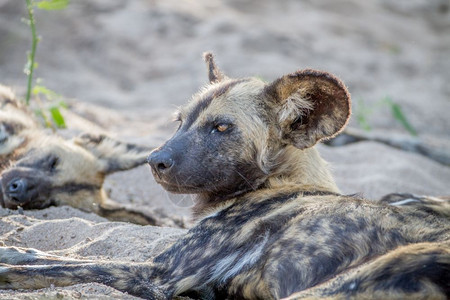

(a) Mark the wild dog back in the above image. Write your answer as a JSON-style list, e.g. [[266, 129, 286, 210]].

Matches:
[[148, 191, 449, 299]]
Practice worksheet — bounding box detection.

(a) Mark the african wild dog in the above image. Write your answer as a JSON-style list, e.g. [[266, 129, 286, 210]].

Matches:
[[0, 54, 449, 299], [0, 85, 183, 227]]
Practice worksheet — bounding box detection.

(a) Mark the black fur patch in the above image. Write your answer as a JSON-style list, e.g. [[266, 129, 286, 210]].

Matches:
[[184, 79, 248, 129], [53, 182, 101, 194], [16, 153, 60, 173]]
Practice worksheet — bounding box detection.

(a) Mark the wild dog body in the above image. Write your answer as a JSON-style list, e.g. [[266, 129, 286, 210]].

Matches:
[[0, 56, 449, 299], [0, 86, 181, 227]]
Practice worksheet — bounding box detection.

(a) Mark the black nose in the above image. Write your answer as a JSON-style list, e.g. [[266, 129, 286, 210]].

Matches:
[[147, 150, 174, 174], [6, 178, 27, 202]]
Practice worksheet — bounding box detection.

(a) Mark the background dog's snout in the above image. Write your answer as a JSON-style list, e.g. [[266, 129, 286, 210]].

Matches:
[[147, 150, 174, 173], [6, 178, 27, 202]]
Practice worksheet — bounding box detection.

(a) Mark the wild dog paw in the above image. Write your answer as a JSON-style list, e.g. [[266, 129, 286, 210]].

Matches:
[[0, 264, 51, 289], [0, 246, 57, 265], [0, 266, 8, 287], [0, 246, 35, 265], [380, 193, 450, 218], [380, 193, 448, 207], [0, 265, 15, 289]]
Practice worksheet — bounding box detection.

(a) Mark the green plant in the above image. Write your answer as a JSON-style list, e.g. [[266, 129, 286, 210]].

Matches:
[[355, 96, 418, 136], [32, 81, 67, 128], [23, 0, 69, 128], [355, 98, 372, 131], [383, 96, 417, 136]]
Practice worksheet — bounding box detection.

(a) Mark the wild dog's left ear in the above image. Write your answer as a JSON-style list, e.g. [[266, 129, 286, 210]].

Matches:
[[265, 69, 351, 149], [203, 52, 228, 83], [73, 133, 153, 174]]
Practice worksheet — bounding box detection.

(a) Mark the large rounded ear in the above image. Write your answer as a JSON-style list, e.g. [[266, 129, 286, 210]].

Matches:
[[265, 69, 351, 149], [73, 133, 154, 174], [203, 52, 228, 83]]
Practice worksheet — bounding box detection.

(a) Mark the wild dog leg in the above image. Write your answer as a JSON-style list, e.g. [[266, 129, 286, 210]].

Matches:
[[99, 200, 189, 228], [0, 260, 167, 299], [286, 241, 450, 299], [380, 193, 450, 218]]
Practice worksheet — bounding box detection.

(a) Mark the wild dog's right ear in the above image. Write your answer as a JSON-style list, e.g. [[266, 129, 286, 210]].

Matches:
[[73, 133, 153, 174], [203, 52, 228, 83], [265, 69, 351, 149]]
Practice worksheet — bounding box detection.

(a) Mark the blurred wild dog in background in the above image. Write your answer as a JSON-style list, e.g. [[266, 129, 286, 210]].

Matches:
[[0, 85, 184, 227]]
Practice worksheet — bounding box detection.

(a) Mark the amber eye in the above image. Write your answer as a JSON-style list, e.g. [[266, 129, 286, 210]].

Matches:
[[215, 124, 230, 132]]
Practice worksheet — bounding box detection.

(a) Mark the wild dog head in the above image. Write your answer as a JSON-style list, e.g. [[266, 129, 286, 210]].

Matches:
[[147, 53, 351, 213], [0, 85, 152, 211], [0, 130, 151, 211]]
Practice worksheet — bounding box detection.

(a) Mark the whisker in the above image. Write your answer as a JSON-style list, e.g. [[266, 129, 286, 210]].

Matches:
[[235, 170, 256, 191]]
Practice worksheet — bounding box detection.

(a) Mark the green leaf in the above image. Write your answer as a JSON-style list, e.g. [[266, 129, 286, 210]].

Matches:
[[390, 103, 417, 136], [383, 97, 418, 136], [58, 100, 68, 109], [32, 84, 61, 100], [36, 0, 69, 10], [49, 106, 66, 128]]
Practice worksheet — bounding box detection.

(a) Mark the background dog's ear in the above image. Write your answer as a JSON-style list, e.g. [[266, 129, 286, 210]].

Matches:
[[265, 69, 351, 149], [203, 52, 228, 83], [73, 133, 153, 174]]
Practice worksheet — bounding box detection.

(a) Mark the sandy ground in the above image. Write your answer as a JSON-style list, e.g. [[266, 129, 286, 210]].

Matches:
[[0, 0, 449, 298]]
